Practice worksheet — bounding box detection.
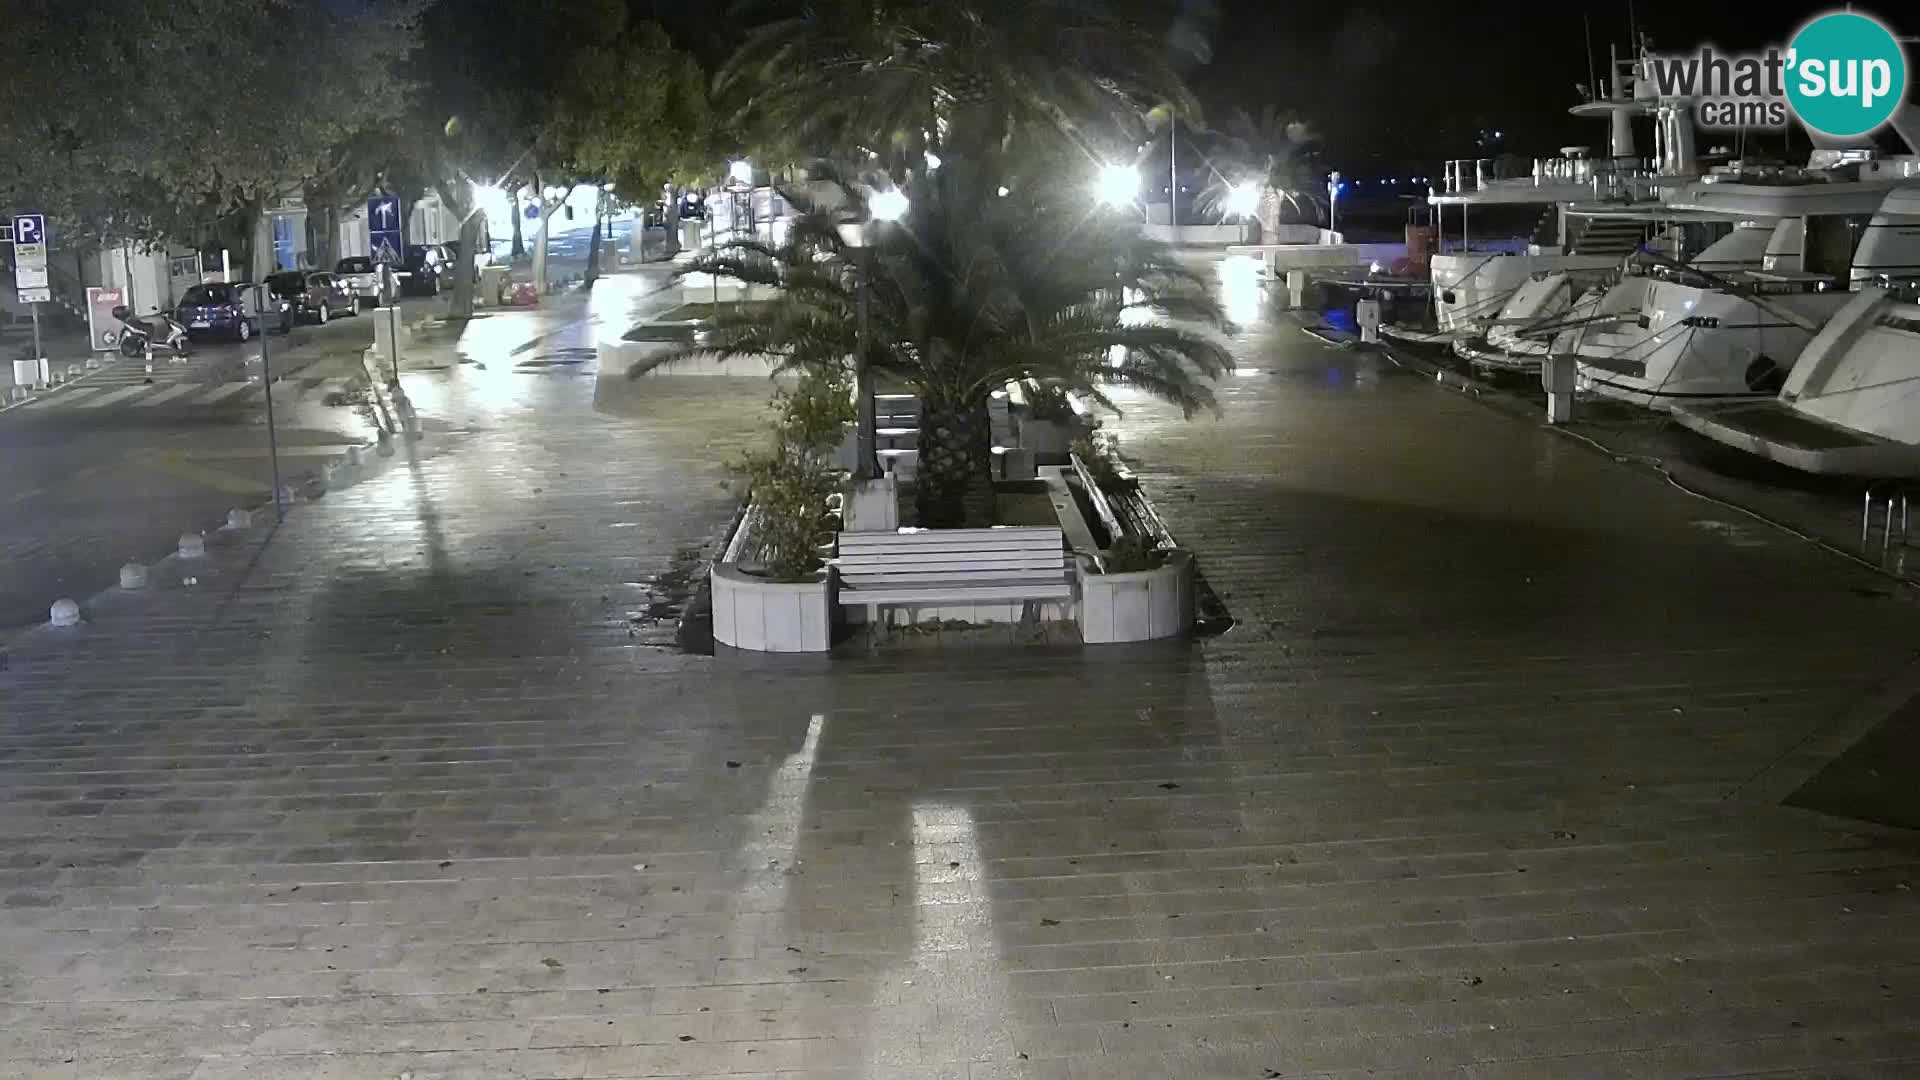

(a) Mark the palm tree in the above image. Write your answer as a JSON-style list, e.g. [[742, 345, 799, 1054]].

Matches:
[[1206, 105, 1325, 227], [720, 0, 1201, 182], [650, 161, 1234, 528]]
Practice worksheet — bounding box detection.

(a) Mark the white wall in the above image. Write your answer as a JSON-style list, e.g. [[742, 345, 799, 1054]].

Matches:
[[94, 246, 174, 315]]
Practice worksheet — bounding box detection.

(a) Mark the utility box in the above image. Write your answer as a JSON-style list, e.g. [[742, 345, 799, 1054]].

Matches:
[[1356, 298, 1382, 343], [86, 287, 125, 351], [479, 265, 510, 306], [12, 357, 49, 389], [1542, 353, 1578, 424]]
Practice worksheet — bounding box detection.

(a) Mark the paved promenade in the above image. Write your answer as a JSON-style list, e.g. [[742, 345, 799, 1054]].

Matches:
[[2, 270, 1918, 1079]]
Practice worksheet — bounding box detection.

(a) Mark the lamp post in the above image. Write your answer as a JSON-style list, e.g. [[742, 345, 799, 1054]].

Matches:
[[1328, 171, 1342, 238], [844, 189, 909, 479]]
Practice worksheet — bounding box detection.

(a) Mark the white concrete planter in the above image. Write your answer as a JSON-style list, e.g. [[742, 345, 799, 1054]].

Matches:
[[1076, 552, 1195, 644], [711, 564, 833, 652]]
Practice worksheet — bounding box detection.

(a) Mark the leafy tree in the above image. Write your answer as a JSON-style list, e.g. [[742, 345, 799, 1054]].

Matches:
[[719, 0, 1200, 182], [1206, 105, 1326, 226], [0, 0, 417, 275], [662, 162, 1233, 527]]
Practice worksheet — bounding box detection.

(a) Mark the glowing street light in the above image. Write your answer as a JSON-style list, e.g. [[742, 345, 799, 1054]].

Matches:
[[1222, 181, 1260, 219], [870, 188, 910, 222], [1095, 163, 1140, 206]]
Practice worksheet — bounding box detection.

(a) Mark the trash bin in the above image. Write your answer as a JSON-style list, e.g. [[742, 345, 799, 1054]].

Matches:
[[479, 265, 510, 306], [679, 219, 704, 251]]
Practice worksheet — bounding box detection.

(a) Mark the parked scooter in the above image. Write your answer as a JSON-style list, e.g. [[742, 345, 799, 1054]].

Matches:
[[113, 305, 191, 360]]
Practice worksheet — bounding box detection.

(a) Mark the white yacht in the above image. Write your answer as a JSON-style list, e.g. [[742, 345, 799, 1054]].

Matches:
[[1561, 166, 1920, 409], [1671, 228, 1920, 478]]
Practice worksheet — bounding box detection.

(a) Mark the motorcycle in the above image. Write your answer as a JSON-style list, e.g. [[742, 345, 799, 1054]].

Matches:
[[113, 305, 191, 360]]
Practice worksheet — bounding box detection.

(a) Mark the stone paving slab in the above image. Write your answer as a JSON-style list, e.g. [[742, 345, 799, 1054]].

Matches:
[[3, 291, 1920, 1078]]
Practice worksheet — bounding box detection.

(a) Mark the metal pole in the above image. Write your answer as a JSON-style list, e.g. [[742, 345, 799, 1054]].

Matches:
[[258, 288, 284, 521], [857, 248, 875, 478], [29, 303, 41, 383], [1169, 115, 1178, 231], [385, 266, 400, 385]]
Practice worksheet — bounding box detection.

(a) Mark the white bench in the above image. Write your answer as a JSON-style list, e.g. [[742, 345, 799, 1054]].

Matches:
[[834, 527, 1073, 632]]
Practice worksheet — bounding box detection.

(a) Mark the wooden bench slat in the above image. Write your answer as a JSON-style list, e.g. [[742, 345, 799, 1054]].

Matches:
[[837, 581, 1074, 605], [837, 550, 1066, 567], [843, 567, 1065, 582]]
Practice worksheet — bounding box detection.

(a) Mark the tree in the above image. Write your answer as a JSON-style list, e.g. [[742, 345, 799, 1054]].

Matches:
[[661, 161, 1233, 527], [412, 0, 712, 301], [0, 0, 418, 275], [719, 0, 1201, 183], [1196, 105, 1326, 229]]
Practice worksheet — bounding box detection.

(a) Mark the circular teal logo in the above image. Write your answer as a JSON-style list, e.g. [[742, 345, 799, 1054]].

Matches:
[[1787, 12, 1907, 138]]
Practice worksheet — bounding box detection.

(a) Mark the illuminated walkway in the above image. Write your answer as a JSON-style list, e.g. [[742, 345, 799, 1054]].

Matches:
[[2, 265, 1918, 1078]]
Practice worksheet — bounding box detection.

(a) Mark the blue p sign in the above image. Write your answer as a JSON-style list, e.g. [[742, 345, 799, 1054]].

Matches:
[[13, 214, 45, 246]]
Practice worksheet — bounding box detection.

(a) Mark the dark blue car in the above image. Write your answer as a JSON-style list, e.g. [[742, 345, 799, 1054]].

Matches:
[[175, 283, 259, 342]]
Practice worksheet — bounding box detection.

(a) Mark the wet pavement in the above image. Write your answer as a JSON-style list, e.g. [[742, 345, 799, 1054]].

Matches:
[[2, 258, 1919, 1079]]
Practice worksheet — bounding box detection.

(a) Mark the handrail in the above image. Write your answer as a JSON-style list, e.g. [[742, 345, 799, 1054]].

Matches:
[[1862, 482, 1914, 565]]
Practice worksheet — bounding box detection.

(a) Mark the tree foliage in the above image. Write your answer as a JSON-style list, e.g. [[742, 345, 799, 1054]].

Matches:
[[720, 0, 1202, 181], [662, 163, 1234, 527], [0, 0, 418, 254]]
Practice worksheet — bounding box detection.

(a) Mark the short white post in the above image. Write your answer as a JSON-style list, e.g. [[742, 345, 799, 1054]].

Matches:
[[1286, 268, 1308, 309], [49, 599, 80, 627], [1356, 298, 1382, 344], [119, 563, 148, 589], [226, 508, 253, 529], [1542, 353, 1578, 425], [178, 532, 206, 558]]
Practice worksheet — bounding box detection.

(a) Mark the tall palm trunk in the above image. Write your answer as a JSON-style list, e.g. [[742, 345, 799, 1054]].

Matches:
[[509, 190, 525, 258], [915, 395, 996, 528]]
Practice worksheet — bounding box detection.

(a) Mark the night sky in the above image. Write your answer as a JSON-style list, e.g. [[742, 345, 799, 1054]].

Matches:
[[1187, 0, 1917, 173]]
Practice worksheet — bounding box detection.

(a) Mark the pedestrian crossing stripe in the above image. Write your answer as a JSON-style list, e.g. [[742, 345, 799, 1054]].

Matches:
[[132, 384, 202, 407], [195, 382, 255, 405], [76, 385, 153, 408]]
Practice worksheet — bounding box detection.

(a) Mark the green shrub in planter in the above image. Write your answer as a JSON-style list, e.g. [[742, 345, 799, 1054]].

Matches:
[[1100, 535, 1168, 574], [734, 372, 855, 582]]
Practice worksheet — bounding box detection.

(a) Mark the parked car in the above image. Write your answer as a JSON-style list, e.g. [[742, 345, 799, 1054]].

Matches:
[[175, 282, 259, 341], [266, 270, 356, 325], [401, 244, 455, 296], [333, 256, 393, 310]]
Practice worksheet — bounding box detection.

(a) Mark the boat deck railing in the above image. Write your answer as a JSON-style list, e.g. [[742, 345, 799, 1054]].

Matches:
[[1441, 156, 1658, 201]]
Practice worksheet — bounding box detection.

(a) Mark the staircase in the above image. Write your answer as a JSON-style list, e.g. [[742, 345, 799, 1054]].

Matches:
[[1527, 207, 1560, 250], [1567, 216, 1648, 257]]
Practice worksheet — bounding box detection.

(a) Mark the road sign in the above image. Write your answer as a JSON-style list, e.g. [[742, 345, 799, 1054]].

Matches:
[[12, 214, 46, 246], [367, 196, 404, 265], [17, 287, 49, 303], [11, 212, 49, 305]]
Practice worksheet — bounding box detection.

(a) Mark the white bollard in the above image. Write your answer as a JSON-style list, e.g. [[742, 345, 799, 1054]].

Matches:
[[1542, 354, 1578, 426], [345, 445, 365, 467], [119, 563, 148, 589], [178, 532, 206, 558], [1286, 269, 1309, 309], [1356, 298, 1382, 344], [376, 431, 396, 457], [49, 599, 80, 627], [226, 508, 253, 529], [84, 356, 101, 370]]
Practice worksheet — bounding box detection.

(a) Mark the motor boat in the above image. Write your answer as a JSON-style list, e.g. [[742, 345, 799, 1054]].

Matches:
[[1672, 276, 1920, 477], [1562, 180, 1920, 410]]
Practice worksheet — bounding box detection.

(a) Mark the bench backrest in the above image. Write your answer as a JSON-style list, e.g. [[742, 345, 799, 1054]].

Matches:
[[835, 527, 1066, 586]]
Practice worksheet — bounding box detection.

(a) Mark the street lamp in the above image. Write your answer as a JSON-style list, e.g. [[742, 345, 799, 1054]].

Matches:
[[1327, 171, 1343, 238], [1095, 163, 1141, 207], [869, 188, 909, 222], [1222, 181, 1260, 220], [842, 189, 908, 478]]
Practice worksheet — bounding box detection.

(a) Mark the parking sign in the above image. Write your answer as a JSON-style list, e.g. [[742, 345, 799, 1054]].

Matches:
[[12, 214, 45, 246]]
